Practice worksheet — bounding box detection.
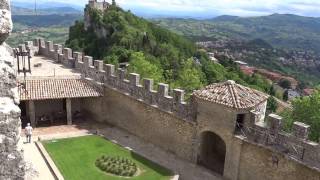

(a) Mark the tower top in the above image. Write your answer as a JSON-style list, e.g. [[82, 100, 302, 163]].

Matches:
[[193, 80, 269, 110]]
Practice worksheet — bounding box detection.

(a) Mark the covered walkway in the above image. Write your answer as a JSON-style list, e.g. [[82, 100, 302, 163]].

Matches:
[[18, 78, 103, 128]]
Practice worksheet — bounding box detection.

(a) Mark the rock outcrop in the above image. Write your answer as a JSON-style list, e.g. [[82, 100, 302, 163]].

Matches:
[[0, 0, 25, 179], [0, 0, 12, 45]]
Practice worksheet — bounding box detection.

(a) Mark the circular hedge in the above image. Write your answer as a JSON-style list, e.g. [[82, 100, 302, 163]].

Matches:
[[95, 155, 138, 177]]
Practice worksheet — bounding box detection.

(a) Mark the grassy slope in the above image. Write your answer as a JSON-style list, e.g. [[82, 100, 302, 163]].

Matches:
[[43, 135, 172, 180]]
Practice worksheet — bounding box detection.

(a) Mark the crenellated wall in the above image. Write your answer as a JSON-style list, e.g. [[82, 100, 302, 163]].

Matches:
[[244, 112, 320, 171], [25, 38, 196, 122], [19, 38, 320, 179]]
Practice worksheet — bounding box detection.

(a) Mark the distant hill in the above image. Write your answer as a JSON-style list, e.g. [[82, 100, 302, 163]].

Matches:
[[12, 14, 82, 27], [153, 14, 320, 53], [12, 6, 82, 15], [11, 0, 83, 10]]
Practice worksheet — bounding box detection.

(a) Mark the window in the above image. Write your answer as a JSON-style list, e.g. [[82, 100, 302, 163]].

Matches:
[[235, 114, 245, 134]]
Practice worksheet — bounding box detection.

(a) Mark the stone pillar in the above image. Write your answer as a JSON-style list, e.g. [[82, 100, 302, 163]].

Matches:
[[66, 98, 72, 125], [28, 100, 36, 127]]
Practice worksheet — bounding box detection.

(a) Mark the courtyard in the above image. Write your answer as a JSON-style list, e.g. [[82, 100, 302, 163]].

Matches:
[[43, 135, 174, 180]]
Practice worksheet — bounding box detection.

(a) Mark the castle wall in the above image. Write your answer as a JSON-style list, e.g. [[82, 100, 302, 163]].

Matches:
[[100, 87, 197, 161], [23, 38, 320, 179], [238, 140, 320, 180]]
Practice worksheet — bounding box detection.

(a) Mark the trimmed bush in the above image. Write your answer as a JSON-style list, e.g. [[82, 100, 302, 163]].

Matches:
[[96, 155, 137, 177]]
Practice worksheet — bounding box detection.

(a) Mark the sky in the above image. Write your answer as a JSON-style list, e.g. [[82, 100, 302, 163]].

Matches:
[[12, 0, 320, 18]]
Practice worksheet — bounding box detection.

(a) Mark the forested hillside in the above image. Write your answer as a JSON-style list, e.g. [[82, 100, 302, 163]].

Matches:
[[66, 3, 272, 94], [153, 14, 320, 53]]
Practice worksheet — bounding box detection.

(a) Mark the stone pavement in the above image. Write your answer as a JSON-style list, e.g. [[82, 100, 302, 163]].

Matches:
[[21, 139, 55, 180]]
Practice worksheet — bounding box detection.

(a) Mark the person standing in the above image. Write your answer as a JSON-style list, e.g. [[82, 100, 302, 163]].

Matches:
[[25, 123, 33, 143]]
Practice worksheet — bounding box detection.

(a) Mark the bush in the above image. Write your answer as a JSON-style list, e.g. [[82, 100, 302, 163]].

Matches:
[[95, 155, 137, 177]]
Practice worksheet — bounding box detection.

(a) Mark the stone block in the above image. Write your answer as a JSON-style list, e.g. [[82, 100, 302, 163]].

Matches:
[[54, 44, 62, 54], [63, 48, 72, 59], [45, 41, 53, 51], [143, 79, 154, 92], [129, 73, 140, 86], [84, 56, 93, 68], [293, 122, 310, 140], [94, 60, 104, 71], [268, 114, 282, 135], [104, 64, 114, 77], [73, 52, 82, 62], [118, 68, 126, 80], [173, 89, 185, 103], [158, 83, 169, 97]]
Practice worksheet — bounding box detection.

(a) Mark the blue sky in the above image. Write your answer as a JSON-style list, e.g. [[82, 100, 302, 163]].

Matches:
[[12, 0, 320, 18]]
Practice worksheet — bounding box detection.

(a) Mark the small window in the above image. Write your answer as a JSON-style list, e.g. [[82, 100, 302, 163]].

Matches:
[[235, 114, 245, 134]]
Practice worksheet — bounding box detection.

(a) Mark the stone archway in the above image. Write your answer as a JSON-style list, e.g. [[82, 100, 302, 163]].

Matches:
[[198, 131, 226, 175]]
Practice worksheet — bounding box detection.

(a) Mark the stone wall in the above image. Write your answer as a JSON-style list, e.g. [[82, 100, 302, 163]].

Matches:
[[238, 140, 320, 180], [101, 87, 197, 161], [0, 0, 25, 179]]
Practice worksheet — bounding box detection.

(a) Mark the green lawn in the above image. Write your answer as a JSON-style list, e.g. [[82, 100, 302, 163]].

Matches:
[[43, 135, 173, 180]]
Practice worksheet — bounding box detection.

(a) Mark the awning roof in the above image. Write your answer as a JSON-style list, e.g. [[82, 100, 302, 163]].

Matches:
[[19, 79, 103, 101]]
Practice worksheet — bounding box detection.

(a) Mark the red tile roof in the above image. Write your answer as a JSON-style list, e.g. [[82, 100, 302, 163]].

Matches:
[[193, 80, 269, 110], [19, 79, 103, 101]]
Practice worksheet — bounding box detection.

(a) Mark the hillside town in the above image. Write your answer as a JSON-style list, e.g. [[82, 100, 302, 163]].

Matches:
[[198, 39, 317, 100]]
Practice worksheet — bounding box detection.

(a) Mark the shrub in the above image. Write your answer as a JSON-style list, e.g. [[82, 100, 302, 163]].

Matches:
[[95, 155, 137, 177]]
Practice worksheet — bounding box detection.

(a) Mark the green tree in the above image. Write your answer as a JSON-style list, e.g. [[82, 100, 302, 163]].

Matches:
[[127, 52, 163, 83], [281, 90, 320, 141], [174, 58, 205, 93]]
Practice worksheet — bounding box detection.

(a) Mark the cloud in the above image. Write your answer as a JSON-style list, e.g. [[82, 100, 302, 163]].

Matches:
[[15, 0, 320, 17]]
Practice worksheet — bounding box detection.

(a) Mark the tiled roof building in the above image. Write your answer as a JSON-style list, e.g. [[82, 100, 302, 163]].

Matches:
[[19, 79, 103, 101], [193, 80, 269, 110]]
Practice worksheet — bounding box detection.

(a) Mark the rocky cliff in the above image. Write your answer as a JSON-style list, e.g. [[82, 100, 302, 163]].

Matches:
[[0, 0, 25, 179]]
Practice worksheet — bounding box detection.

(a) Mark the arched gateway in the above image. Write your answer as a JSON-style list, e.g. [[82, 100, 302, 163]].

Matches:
[[199, 131, 226, 175]]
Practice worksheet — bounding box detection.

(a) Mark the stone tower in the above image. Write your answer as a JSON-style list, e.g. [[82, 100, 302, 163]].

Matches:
[[193, 80, 269, 179], [84, 0, 111, 30], [0, 0, 25, 179]]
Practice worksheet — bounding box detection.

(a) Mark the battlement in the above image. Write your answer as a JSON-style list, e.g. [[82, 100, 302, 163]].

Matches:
[[19, 38, 320, 171], [245, 112, 320, 170], [87, 0, 110, 12], [24, 39, 194, 122]]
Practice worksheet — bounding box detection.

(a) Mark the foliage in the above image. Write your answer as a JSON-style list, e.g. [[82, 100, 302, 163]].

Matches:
[[95, 155, 137, 177], [127, 52, 164, 83], [281, 90, 320, 141], [267, 97, 278, 113], [43, 135, 173, 180], [279, 79, 292, 89]]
